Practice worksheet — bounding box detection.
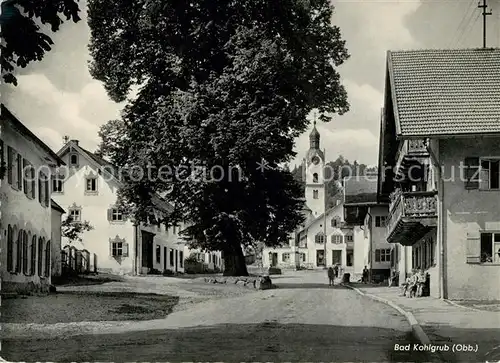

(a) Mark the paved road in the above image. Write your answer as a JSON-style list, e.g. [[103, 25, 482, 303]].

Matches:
[[2, 271, 437, 362]]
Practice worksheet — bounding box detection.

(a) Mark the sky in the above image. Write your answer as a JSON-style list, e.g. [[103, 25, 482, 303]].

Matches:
[[2, 0, 500, 169]]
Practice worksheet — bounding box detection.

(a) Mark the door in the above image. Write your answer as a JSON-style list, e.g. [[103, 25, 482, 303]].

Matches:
[[332, 250, 342, 265], [270, 252, 278, 267], [163, 247, 167, 271], [346, 249, 354, 267], [175, 249, 179, 272], [316, 250, 325, 267], [141, 231, 154, 269]]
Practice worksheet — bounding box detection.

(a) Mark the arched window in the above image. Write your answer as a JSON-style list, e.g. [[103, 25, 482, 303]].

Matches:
[[315, 233, 325, 244], [7, 225, 14, 272], [30, 235, 37, 275], [22, 231, 29, 274], [313, 173, 318, 183], [313, 190, 319, 199], [16, 229, 23, 273], [45, 241, 51, 277], [38, 237, 44, 276]]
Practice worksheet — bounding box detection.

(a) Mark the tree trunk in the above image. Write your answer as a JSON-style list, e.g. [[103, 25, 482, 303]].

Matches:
[[222, 243, 248, 276]]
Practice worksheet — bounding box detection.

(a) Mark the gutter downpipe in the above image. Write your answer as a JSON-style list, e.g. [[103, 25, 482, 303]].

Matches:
[[426, 139, 445, 299]]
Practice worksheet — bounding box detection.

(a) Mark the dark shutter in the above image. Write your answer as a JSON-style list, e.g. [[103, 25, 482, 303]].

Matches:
[[107, 208, 113, 221], [122, 243, 129, 257], [464, 157, 480, 190], [375, 249, 381, 262], [16, 154, 22, 190], [23, 159, 28, 195], [7, 146, 13, 184]]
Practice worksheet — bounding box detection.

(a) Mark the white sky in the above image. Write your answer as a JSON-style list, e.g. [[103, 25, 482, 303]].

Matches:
[[2, 0, 500, 168]]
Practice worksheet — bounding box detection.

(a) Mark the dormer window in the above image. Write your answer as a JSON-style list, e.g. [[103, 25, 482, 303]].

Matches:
[[69, 153, 79, 167]]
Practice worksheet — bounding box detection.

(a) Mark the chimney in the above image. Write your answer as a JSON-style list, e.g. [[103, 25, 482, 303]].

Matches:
[[70, 139, 79, 146]]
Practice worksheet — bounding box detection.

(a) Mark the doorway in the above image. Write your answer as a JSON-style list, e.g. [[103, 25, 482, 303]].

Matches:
[[332, 250, 342, 265], [141, 231, 154, 270], [316, 250, 325, 267], [346, 249, 354, 267], [269, 252, 278, 267], [163, 246, 167, 271]]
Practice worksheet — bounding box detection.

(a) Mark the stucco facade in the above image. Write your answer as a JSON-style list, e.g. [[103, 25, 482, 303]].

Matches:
[[0, 107, 63, 292], [53, 140, 186, 275], [50, 200, 64, 277]]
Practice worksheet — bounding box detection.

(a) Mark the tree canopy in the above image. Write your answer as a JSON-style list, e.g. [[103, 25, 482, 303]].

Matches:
[[90, 0, 350, 275], [0, 0, 81, 85]]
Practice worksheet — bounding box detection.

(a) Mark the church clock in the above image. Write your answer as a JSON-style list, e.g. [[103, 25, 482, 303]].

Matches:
[[311, 156, 320, 165]]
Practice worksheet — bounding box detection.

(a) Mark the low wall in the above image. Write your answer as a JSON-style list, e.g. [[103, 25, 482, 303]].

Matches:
[[1, 279, 51, 294]]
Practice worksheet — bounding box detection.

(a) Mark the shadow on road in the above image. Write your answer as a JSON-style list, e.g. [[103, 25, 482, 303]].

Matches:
[[2, 322, 440, 362], [276, 283, 349, 290]]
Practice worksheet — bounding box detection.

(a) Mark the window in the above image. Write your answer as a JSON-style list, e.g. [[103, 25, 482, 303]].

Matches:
[[300, 252, 306, 262], [45, 241, 51, 277], [375, 248, 391, 262], [313, 173, 318, 183], [108, 208, 124, 222], [30, 235, 37, 275], [315, 233, 325, 244], [480, 232, 500, 263], [85, 177, 98, 194], [479, 159, 500, 190], [70, 153, 79, 166], [53, 175, 64, 193], [170, 249, 174, 266], [38, 171, 49, 207], [23, 231, 29, 274], [331, 217, 340, 228], [69, 207, 82, 222], [375, 216, 387, 227], [313, 190, 319, 199], [156, 245, 161, 263], [111, 242, 123, 256], [38, 237, 44, 276], [331, 234, 343, 244], [345, 234, 353, 242], [7, 146, 14, 185], [7, 225, 14, 272], [179, 251, 184, 267], [282, 253, 290, 262]]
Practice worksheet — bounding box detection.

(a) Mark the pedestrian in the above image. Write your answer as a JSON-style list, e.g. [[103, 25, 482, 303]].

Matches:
[[327, 266, 335, 286], [333, 264, 339, 279], [362, 265, 369, 284]]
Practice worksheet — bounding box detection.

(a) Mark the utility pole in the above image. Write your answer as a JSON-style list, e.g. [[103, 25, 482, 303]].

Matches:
[[323, 146, 327, 269], [478, 0, 492, 48]]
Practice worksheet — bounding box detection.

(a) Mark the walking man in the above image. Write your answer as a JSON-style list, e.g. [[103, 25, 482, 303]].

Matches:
[[327, 266, 335, 286]]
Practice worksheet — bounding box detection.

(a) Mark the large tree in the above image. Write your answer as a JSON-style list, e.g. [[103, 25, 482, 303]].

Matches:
[[89, 0, 350, 276], [0, 0, 81, 85]]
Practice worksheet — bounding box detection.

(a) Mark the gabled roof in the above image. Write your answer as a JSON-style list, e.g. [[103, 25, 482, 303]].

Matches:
[[343, 176, 378, 205], [57, 141, 174, 214], [299, 202, 344, 232], [387, 48, 500, 137], [51, 199, 66, 214], [1, 105, 64, 165]]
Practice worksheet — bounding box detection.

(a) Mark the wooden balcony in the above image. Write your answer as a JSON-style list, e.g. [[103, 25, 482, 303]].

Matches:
[[386, 190, 438, 246], [395, 139, 430, 176]]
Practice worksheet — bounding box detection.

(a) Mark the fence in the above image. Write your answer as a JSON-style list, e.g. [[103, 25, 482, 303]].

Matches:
[[61, 245, 97, 275]]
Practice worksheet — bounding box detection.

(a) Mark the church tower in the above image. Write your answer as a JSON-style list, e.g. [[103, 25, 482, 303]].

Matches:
[[302, 120, 326, 217]]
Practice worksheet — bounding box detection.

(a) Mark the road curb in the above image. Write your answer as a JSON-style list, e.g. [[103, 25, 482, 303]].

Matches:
[[342, 283, 431, 345], [443, 299, 488, 312]]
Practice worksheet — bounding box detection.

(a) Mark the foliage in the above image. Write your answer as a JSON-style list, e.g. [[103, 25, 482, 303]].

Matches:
[[61, 215, 93, 243], [291, 155, 371, 208], [0, 0, 81, 85], [88, 0, 350, 275]]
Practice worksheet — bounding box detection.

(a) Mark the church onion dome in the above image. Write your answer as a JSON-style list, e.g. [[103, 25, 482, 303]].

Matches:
[[309, 120, 320, 149]]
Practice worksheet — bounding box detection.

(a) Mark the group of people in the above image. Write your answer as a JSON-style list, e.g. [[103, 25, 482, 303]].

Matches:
[[400, 268, 427, 298], [327, 264, 341, 286]]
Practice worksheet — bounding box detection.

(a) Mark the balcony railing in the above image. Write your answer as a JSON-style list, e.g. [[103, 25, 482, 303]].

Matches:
[[395, 139, 430, 177], [407, 139, 428, 154], [386, 190, 438, 244]]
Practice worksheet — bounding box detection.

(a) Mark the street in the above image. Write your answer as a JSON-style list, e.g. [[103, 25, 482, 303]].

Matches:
[[2, 271, 436, 362]]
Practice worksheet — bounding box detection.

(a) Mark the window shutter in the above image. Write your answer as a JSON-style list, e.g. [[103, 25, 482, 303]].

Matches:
[[107, 208, 112, 221], [23, 159, 28, 195], [466, 232, 481, 263], [375, 249, 381, 262], [44, 178, 49, 206], [122, 243, 129, 257], [38, 174, 43, 204], [464, 157, 480, 190], [30, 166, 35, 199], [109, 240, 113, 257], [7, 147, 13, 184]]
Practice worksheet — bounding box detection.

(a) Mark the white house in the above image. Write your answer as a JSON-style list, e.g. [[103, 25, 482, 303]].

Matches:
[[0, 105, 64, 293], [52, 139, 186, 275], [50, 199, 65, 277], [343, 176, 391, 282]]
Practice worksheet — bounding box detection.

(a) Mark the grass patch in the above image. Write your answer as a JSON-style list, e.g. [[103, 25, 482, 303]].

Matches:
[[2, 291, 179, 324]]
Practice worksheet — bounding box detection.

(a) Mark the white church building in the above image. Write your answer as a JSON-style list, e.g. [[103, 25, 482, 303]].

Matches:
[[262, 122, 356, 272]]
